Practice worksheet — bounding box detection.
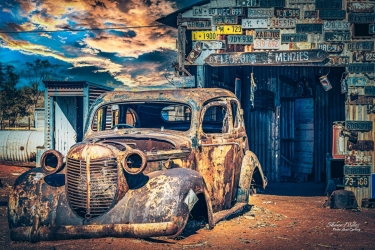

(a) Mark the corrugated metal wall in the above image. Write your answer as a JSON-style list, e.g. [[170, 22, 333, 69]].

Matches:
[[209, 65, 346, 182]]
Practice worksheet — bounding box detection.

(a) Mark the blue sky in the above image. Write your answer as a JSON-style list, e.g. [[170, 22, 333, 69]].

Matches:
[[0, 0, 199, 88]]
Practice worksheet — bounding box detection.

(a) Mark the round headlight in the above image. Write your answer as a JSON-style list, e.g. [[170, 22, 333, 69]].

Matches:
[[121, 149, 147, 175], [40, 150, 64, 174]]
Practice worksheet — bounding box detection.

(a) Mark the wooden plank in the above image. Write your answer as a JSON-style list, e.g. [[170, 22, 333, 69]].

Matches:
[[204, 49, 328, 66]]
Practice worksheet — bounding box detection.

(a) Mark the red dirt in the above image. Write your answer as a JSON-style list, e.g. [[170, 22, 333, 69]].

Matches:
[[0, 165, 374, 250]]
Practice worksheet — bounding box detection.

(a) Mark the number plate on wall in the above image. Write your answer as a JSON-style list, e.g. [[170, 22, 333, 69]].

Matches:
[[348, 42, 374, 51], [348, 2, 375, 13], [324, 32, 351, 42], [347, 140, 374, 151], [344, 166, 372, 175], [192, 31, 218, 41], [323, 21, 350, 31], [254, 39, 280, 49], [270, 18, 296, 28], [296, 24, 322, 33], [227, 35, 254, 44], [275, 8, 300, 18], [349, 13, 375, 23], [344, 175, 370, 187], [348, 96, 373, 105], [281, 33, 307, 43], [319, 10, 346, 20], [365, 86, 375, 96], [346, 121, 373, 131], [353, 52, 375, 62], [304, 11, 318, 19], [248, 8, 274, 18], [349, 63, 375, 73], [317, 43, 344, 53], [316, 0, 342, 9], [216, 25, 243, 34], [242, 19, 268, 28], [345, 155, 372, 165], [212, 16, 238, 25]]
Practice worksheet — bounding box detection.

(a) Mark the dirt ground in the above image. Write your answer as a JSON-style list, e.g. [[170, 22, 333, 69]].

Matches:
[[0, 165, 375, 250]]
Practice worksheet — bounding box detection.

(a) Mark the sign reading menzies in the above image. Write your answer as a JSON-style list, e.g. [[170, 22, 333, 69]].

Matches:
[[204, 50, 328, 66]]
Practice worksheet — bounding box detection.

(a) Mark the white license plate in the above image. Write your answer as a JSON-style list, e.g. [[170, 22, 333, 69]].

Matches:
[[254, 39, 280, 49], [242, 19, 268, 28], [323, 21, 350, 31], [270, 18, 296, 28]]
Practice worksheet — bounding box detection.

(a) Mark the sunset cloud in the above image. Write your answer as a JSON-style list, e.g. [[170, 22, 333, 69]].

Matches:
[[0, 0, 197, 87]]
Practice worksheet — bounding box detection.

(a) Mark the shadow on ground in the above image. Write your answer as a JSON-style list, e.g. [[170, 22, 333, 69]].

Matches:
[[262, 181, 326, 197]]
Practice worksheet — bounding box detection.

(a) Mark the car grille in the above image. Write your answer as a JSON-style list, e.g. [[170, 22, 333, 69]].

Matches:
[[66, 157, 118, 218]]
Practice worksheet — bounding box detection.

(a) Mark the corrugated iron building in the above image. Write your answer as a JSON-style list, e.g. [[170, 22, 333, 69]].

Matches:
[[157, 0, 375, 204]]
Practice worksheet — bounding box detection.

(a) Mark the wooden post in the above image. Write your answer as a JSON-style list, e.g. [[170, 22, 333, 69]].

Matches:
[[28, 117, 30, 130], [197, 65, 205, 88], [177, 24, 187, 76], [235, 78, 241, 101]]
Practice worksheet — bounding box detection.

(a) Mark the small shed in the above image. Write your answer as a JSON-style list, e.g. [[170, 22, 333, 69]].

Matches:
[[43, 81, 113, 156]]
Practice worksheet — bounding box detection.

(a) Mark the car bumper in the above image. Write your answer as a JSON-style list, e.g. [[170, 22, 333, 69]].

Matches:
[[10, 221, 178, 242]]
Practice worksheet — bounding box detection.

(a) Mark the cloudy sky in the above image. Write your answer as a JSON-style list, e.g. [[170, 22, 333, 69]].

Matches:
[[0, 0, 199, 88]]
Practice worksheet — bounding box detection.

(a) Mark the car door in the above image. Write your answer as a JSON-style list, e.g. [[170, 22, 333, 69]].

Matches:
[[195, 100, 237, 212]]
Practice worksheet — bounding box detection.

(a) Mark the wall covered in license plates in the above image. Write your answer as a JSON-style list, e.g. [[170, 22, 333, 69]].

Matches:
[[157, 0, 375, 204]]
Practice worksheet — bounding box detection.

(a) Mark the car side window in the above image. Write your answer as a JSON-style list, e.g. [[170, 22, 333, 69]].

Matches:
[[202, 105, 229, 134], [230, 101, 240, 128]]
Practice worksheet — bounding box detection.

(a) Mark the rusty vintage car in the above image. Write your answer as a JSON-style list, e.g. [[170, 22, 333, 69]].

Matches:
[[8, 88, 267, 241]]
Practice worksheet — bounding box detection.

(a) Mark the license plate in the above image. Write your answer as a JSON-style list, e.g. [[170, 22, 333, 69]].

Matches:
[[324, 32, 350, 42], [325, 56, 349, 66], [347, 140, 374, 151], [349, 13, 375, 23], [227, 35, 254, 44], [323, 21, 350, 31], [316, 0, 342, 9], [370, 24, 375, 34], [346, 121, 373, 131], [237, 0, 285, 7], [296, 24, 322, 33], [192, 31, 218, 41], [187, 21, 212, 30], [281, 34, 307, 43], [353, 52, 375, 62], [241, 19, 268, 28], [349, 63, 375, 73], [212, 16, 238, 25], [345, 155, 372, 165], [319, 10, 346, 20], [365, 86, 375, 96], [348, 2, 375, 13], [216, 25, 242, 34], [317, 43, 344, 53], [347, 77, 372, 87], [198, 41, 226, 50], [254, 39, 280, 49], [344, 166, 372, 175], [344, 175, 370, 187], [255, 29, 280, 39], [289, 42, 311, 50], [209, 7, 243, 16], [192, 7, 209, 16], [270, 18, 296, 28], [275, 8, 300, 18], [247, 8, 274, 18], [304, 11, 318, 19], [348, 95, 373, 105], [289, 0, 314, 3], [348, 42, 374, 51]]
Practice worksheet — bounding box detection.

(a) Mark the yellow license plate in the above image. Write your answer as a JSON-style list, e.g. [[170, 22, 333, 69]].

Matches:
[[289, 42, 312, 50], [216, 25, 242, 35], [192, 31, 218, 41]]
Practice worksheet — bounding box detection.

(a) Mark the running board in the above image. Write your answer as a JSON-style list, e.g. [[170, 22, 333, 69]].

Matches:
[[212, 202, 248, 225]]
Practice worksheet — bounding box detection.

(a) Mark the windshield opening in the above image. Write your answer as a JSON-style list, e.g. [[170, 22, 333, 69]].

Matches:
[[91, 102, 192, 132]]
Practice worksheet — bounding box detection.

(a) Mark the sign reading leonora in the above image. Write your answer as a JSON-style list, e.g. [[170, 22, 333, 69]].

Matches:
[[204, 50, 328, 66]]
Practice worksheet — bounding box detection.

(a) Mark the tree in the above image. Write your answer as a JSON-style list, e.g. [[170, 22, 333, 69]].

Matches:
[[25, 59, 59, 108], [0, 65, 31, 126]]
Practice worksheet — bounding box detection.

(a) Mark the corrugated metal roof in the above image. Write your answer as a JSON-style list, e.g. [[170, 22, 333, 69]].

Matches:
[[43, 81, 114, 91]]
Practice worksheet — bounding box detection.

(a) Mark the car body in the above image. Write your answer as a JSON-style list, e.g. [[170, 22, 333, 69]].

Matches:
[[8, 88, 267, 241]]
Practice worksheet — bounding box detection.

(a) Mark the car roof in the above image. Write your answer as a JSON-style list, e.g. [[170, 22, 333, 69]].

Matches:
[[96, 88, 236, 108]]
